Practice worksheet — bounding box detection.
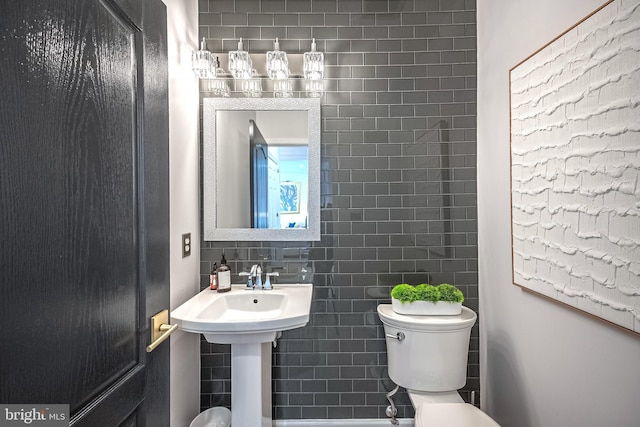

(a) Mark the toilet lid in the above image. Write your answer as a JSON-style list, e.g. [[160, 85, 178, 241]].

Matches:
[[415, 403, 500, 427]]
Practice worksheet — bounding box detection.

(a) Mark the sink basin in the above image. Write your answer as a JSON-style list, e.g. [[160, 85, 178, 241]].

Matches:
[[171, 283, 313, 344], [204, 292, 286, 321]]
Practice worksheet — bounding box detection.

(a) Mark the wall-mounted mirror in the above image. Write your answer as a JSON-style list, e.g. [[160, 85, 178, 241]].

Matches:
[[203, 98, 321, 241]]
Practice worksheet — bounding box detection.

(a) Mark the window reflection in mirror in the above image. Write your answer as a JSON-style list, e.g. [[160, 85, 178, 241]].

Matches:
[[216, 110, 310, 230]]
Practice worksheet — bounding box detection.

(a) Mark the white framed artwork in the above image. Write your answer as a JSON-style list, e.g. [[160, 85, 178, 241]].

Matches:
[[510, 0, 640, 334]]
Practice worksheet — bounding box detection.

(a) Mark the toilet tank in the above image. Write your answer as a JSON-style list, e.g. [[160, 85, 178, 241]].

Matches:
[[377, 305, 477, 392]]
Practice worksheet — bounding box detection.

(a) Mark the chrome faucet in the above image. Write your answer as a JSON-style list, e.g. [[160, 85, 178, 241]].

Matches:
[[240, 264, 278, 290], [239, 264, 257, 289], [240, 264, 263, 290], [255, 264, 263, 289]]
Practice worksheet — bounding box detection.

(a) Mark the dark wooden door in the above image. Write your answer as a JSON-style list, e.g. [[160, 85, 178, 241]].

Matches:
[[0, 0, 170, 426], [250, 120, 269, 228]]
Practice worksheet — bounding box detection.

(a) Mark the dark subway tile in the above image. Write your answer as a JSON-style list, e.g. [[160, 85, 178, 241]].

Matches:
[[198, 0, 478, 419]]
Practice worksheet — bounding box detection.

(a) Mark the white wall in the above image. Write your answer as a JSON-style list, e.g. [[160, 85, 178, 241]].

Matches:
[[216, 110, 254, 228], [477, 1, 640, 426], [256, 111, 308, 143], [163, 0, 200, 426]]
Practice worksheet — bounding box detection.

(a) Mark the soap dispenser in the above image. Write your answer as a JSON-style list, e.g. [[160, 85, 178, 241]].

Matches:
[[217, 254, 231, 293]]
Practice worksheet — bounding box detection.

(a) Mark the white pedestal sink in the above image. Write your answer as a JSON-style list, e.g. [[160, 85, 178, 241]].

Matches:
[[171, 284, 313, 427]]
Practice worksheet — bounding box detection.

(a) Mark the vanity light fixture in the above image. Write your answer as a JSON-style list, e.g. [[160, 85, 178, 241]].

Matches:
[[228, 38, 252, 80], [195, 39, 325, 98], [303, 38, 324, 98], [192, 37, 214, 78]]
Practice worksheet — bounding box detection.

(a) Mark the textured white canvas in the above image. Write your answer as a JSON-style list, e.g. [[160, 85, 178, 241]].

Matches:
[[510, 0, 640, 332]]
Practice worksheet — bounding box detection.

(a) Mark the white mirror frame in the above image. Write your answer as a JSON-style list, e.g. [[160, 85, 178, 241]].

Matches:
[[203, 97, 321, 241]]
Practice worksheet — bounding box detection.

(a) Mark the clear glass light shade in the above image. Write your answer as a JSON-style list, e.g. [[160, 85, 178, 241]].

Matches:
[[228, 38, 252, 79], [266, 39, 289, 80], [192, 38, 214, 78], [266, 51, 289, 80], [303, 51, 324, 80], [303, 38, 324, 80]]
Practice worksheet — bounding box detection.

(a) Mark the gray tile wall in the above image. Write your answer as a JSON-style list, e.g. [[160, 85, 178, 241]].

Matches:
[[198, 0, 477, 420]]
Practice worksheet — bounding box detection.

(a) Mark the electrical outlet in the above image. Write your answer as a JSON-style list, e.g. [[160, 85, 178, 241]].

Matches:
[[182, 233, 191, 258]]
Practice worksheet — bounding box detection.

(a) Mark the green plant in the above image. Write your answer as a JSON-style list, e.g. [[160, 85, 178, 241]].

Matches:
[[390, 284, 418, 303], [415, 284, 440, 302], [437, 283, 464, 303], [390, 283, 464, 304]]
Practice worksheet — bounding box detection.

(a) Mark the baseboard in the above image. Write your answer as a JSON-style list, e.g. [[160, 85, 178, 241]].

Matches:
[[273, 419, 414, 426]]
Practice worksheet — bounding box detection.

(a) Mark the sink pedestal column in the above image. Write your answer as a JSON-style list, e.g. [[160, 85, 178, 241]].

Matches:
[[231, 342, 272, 427]]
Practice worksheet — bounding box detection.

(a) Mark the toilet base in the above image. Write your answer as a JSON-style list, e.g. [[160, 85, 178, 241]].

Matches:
[[415, 403, 500, 427], [408, 390, 464, 406], [408, 391, 500, 427]]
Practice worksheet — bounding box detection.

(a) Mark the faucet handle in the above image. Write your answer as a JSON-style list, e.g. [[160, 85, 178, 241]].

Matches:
[[264, 272, 279, 290], [239, 271, 254, 289]]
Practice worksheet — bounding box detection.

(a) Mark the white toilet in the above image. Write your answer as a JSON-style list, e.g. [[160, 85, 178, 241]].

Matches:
[[377, 304, 499, 427]]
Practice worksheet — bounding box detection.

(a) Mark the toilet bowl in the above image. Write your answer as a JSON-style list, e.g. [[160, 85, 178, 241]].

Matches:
[[377, 304, 499, 427]]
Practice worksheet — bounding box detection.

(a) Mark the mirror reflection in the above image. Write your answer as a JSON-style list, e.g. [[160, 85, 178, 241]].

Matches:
[[216, 111, 309, 230], [203, 98, 321, 242]]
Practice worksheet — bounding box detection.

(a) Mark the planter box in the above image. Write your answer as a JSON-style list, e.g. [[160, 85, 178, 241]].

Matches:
[[391, 298, 462, 315]]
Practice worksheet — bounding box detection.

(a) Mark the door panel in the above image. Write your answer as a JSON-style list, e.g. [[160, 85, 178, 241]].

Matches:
[[0, 0, 169, 425]]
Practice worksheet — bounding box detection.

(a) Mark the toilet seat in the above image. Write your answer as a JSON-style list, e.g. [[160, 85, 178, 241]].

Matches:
[[415, 403, 500, 427]]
